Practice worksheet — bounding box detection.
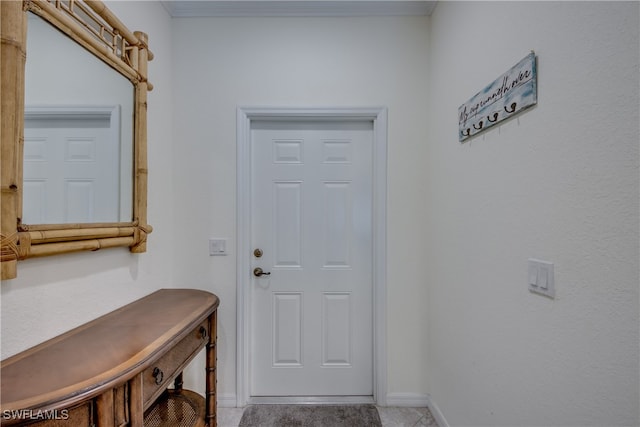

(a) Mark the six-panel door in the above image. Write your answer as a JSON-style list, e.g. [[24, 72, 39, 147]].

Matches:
[[250, 120, 374, 397]]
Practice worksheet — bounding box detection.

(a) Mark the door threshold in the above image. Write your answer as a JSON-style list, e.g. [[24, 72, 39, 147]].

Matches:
[[248, 396, 375, 405]]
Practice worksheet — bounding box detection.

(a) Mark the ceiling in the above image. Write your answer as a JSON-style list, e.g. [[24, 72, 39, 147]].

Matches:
[[161, 0, 438, 17]]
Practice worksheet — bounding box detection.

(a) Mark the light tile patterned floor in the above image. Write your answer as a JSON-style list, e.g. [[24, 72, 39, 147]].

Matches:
[[217, 406, 439, 427], [377, 407, 438, 427], [217, 407, 245, 427]]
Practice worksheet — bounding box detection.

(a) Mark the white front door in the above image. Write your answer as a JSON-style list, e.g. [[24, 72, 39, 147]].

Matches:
[[250, 120, 374, 398]]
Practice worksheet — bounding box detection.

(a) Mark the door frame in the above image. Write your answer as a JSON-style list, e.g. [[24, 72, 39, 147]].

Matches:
[[236, 107, 388, 407]]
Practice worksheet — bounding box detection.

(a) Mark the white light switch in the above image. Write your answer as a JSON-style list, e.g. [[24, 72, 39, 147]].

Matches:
[[528, 258, 555, 298], [209, 238, 227, 256], [528, 267, 538, 286], [538, 268, 548, 290]]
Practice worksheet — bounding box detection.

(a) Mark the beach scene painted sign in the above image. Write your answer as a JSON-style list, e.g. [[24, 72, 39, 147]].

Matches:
[[458, 52, 537, 142]]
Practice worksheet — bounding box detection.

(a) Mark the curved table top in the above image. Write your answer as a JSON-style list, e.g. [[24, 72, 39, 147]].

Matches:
[[1, 289, 219, 413]]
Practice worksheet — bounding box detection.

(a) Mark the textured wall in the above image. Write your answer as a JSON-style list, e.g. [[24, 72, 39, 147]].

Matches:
[[2, 4, 433, 405], [170, 15, 431, 404], [425, 2, 639, 426], [1, 1, 175, 358], [4, 3, 638, 424]]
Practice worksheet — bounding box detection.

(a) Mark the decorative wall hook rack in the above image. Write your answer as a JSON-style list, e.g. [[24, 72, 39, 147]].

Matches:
[[458, 52, 537, 142]]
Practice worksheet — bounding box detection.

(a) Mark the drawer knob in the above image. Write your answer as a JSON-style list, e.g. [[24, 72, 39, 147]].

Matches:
[[199, 326, 208, 340], [152, 367, 164, 385]]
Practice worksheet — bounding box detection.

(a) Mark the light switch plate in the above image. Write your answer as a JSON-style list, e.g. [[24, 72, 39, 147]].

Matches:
[[528, 258, 555, 298], [209, 238, 227, 256]]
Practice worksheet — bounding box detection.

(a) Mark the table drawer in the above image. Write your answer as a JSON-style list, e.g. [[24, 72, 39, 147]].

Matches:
[[142, 319, 209, 409]]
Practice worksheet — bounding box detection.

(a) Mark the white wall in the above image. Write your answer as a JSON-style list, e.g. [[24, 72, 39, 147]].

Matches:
[[171, 16, 431, 404], [1, 3, 432, 406], [1, 1, 174, 358], [425, 2, 639, 426], [4, 3, 638, 425]]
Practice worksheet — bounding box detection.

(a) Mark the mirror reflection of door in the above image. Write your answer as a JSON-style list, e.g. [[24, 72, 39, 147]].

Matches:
[[23, 12, 134, 225], [23, 107, 121, 224]]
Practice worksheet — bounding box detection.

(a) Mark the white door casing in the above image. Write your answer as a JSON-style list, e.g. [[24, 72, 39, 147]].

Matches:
[[237, 107, 388, 406]]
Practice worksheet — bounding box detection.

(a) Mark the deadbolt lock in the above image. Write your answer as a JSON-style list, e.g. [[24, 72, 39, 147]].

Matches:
[[253, 248, 263, 258]]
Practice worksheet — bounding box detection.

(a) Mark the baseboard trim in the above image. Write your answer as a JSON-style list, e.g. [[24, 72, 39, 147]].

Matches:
[[425, 395, 449, 427], [217, 393, 238, 408]]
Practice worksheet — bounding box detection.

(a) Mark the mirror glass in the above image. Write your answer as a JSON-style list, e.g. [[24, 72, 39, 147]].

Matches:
[[23, 12, 134, 225]]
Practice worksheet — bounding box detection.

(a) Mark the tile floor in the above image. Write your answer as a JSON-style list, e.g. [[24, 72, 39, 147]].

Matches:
[[217, 406, 439, 427]]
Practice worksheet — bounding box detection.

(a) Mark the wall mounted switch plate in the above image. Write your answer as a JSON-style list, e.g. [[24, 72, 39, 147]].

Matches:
[[528, 258, 555, 298], [209, 238, 228, 256]]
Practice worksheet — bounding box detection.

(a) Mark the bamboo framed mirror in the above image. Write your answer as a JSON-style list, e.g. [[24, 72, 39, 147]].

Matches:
[[1, 0, 153, 280]]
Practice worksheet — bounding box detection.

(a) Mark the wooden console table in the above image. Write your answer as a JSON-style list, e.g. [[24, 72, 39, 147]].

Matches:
[[1, 289, 220, 427]]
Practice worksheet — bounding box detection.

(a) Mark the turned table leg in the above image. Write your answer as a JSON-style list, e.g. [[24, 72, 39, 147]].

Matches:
[[205, 311, 217, 427]]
